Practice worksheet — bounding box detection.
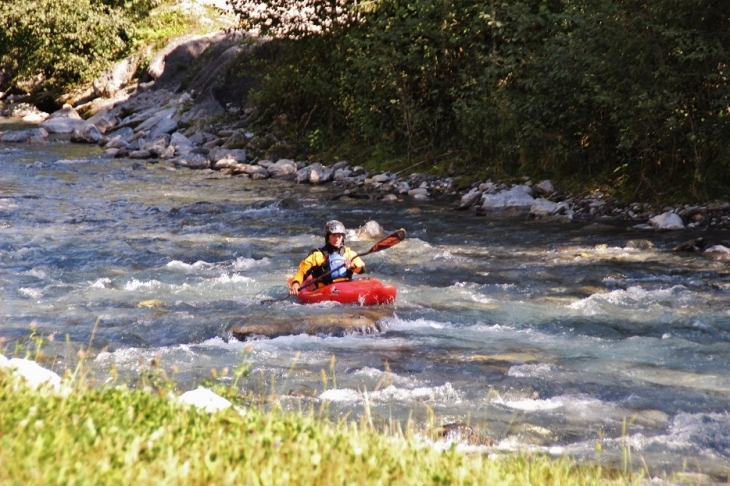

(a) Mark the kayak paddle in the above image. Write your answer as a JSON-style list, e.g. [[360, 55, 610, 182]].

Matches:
[[261, 228, 406, 304]]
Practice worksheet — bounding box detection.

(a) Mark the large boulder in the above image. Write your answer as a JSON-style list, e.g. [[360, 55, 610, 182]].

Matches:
[[71, 123, 103, 144], [649, 211, 684, 230], [267, 159, 298, 179], [92, 54, 142, 98], [229, 310, 390, 340], [0, 127, 48, 143], [40, 117, 85, 134], [480, 185, 535, 212]]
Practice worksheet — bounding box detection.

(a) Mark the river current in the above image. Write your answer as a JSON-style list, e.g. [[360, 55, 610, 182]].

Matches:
[[2, 122, 729, 481]]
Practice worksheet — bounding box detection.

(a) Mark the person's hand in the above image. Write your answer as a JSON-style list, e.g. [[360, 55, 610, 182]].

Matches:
[[344, 258, 353, 270], [289, 281, 300, 295]]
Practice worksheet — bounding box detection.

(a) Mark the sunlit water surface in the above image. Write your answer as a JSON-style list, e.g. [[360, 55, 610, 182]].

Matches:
[[1, 129, 730, 480]]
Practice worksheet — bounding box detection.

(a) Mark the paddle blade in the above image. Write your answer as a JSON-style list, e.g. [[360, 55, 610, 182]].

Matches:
[[365, 228, 406, 255]]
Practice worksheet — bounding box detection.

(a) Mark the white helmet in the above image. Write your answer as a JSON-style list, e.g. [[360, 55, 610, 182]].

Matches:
[[324, 220, 346, 240]]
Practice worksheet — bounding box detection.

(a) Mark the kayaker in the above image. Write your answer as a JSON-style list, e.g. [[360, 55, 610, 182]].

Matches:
[[289, 220, 365, 295]]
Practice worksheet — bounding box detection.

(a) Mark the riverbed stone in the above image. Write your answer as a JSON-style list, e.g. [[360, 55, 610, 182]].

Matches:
[[649, 211, 684, 230], [178, 387, 232, 413], [268, 159, 298, 179], [355, 220, 385, 240], [703, 245, 730, 260], [455, 189, 482, 210], [229, 309, 390, 340], [71, 123, 103, 144], [0, 357, 62, 392], [0, 127, 48, 143]]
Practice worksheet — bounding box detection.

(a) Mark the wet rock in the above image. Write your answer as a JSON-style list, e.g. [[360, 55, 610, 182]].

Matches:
[[178, 387, 232, 413], [437, 423, 494, 447], [0, 128, 48, 143], [355, 220, 385, 240], [40, 116, 85, 134], [229, 310, 390, 340], [277, 197, 301, 210], [407, 187, 429, 198], [175, 154, 209, 169], [243, 165, 269, 179], [455, 189, 482, 210], [649, 211, 684, 230], [706, 201, 730, 211], [533, 179, 555, 196], [703, 245, 730, 260], [71, 123, 103, 144], [268, 159, 298, 179], [672, 237, 705, 252], [624, 239, 655, 250], [480, 185, 534, 212], [529, 198, 560, 218]]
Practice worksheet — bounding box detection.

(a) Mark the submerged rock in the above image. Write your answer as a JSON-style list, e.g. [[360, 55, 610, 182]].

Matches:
[[229, 309, 391, 340]]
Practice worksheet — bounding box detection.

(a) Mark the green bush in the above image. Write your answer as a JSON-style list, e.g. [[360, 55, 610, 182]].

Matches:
[[235, 0, 730, 201], [0, 0, 161, 93]]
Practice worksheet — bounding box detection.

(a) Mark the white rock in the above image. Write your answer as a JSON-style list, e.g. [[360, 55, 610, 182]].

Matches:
[[704, 245, 730, 254], [530, 198, 559, 217], [268, 159, 298, 179], [481, 187, 535, 211], [2, 358, 62, 391], [356, 220, 385, 240], [407, 187, 429, 197], [649, 211, 685, 230], [41, 117, 86, 134], [178, 388, 232, 413]]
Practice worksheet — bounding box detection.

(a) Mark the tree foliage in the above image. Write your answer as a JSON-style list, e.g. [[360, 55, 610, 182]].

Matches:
[[0, 0, 161, 93], [231, 0, 730, 200]]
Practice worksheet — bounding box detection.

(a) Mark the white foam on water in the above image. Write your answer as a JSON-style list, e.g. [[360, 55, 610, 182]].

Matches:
[[166, 260, 215, 272], [507, 363, 554, 378], [385, 316, 447, 330], [90, 277, 112, 289], [18, 287, 43, 299], [567, 285, 702, 316], [231, 256, 270, 271], [319, 388, 361, 402], [319, 382, 460, 405], [123, 278, 162, 291], [352, 367, 424, 388], [433, 250, 459, 261], [212, 273, 253, 284], [23, 268, 47, 278], [495, 396, 563, 411], [95, 343, 199, 369]]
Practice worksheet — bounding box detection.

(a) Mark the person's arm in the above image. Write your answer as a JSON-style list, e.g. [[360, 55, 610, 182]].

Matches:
[[289, 251, 324, 294]]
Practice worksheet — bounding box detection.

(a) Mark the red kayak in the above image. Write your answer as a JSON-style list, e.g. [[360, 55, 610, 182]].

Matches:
[[294, 278, 397, 305]]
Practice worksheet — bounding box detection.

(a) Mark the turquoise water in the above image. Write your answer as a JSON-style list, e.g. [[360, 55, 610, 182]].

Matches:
[[1, 135, 730, 480]]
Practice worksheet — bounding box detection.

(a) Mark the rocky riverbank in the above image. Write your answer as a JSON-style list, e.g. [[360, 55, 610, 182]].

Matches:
[[1, 29, 730, 259]]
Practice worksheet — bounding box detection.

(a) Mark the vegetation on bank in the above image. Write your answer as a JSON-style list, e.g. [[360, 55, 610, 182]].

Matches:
[[233, 0, 730, 202], [0, 0, 215, 104], [0, 360, 630, 486], [1, 0, 728, 202]]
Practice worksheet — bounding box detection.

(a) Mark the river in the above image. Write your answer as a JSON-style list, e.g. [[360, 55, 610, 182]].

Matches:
[[1, 121, 729, 481]]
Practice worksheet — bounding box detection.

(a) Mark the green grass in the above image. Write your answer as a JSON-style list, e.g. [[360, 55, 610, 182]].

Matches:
[[0, 360, 633, 486]]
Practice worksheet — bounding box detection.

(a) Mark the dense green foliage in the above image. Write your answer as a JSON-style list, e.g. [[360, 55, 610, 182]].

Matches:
[[233, 0, 730, 201], [0, 366, 629, 485], [0, 0, 163, 94]]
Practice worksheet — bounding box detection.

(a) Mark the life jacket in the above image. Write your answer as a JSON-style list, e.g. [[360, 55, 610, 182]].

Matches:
[[306, 245, 351, 284]]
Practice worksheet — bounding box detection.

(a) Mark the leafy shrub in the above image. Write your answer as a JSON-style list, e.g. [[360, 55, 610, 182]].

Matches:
[[0, 0, 161, 93], [235, 0, 730, 201]]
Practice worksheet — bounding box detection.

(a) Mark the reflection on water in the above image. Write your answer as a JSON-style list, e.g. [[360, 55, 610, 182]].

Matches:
[[2, 136, 730, 480]]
